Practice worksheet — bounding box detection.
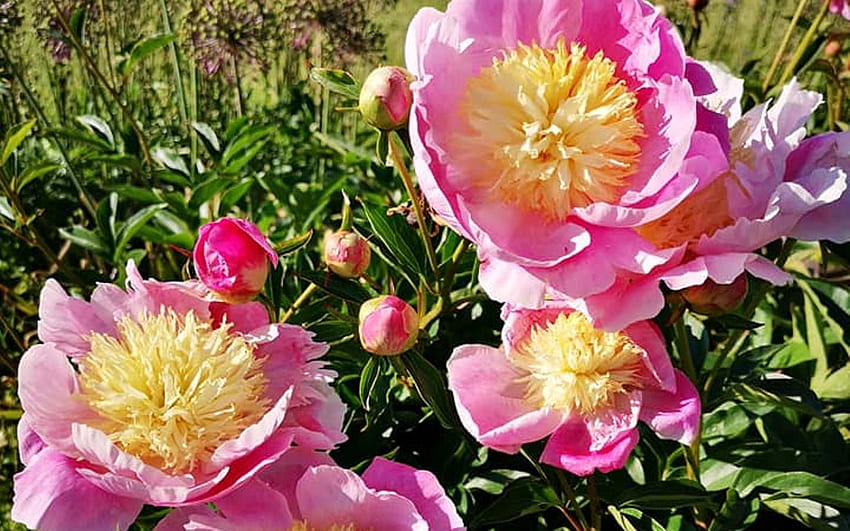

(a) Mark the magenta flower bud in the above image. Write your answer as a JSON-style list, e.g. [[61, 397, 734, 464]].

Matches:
[[681, 275, 749, 316], [358, 295, 418, 356], [358, 66, 414, 131], [324, 230, 371, 278], [193, 218, 279, 302]]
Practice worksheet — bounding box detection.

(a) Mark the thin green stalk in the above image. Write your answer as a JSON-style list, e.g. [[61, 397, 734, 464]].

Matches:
[[158, 0, 189, 126], [519, 449, 586, 530], [555, 469, 590, 531], [0, 44, 96, 219], [232, 57, 244, 117], [97, 0, 118, 88], [587, 475, 602, 531], [777, 0, 832, 88], [280, 283, 319, 323], [50, 0, 153, 166], [674, 315, 698, 385], [387, 132, 440, 283], [762, 0, 809, 92]]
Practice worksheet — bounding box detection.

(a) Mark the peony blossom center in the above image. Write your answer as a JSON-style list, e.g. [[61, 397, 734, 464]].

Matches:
[[452, 40, 644, 221], [78, 310, 270, 474], [289, 522, 361, 531], [509, 312, 644, 415]]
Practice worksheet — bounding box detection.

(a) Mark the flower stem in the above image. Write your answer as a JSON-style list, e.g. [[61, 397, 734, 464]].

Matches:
[[777, 0, 833, 88], [554, 469, 590, 531], [519, 449, 587, 531], [387, 131, 440, 284], [158, 0, 189, 127], [674, 315, 698, 385], [762, 0, 809, 93], [280, 283, 318, 323], [587, 475, 602, 531]]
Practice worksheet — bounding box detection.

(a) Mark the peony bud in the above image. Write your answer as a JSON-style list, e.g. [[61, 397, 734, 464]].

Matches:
[[825, 37, 842, 58], [680, 275, 748, 316], [193, 218, 278, 303], [358, 66, 414, 131], [358, 295, 418, 356], [324, 230, 371, 278]]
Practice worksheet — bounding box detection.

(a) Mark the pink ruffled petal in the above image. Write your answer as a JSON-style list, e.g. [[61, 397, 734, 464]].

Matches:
[[210, 301, 270, 334], [17, 414, 46, 466], [296, 466, 428, 531], [362, 457, 465, 531], [624, 321, 676, 392], [640, 371, 701, 445], [257, 448, 335, 520], [17, 344, 100, 455], [37, 279, 113, 357], [212, 479, 294, 530], [583, 393, 641, 452], [447, 345, 564, 453], [12, 447, 143, 531], [247, 324, 331, 401], [279, 381, 347, 450], [540, 419, 639, 476]]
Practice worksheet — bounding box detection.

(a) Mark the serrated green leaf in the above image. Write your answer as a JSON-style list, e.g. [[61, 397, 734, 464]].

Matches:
[[470, 477, 560, 527], [298, 270, 371, 304], [1, 119, 36, 165], [76, 115, 114, 148], [309, 68, 360, 100], [120, 34, 175, 77]]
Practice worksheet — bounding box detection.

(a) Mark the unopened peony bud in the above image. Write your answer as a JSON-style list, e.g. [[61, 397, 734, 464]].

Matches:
[[358, 66, 414, 131], [681, 275, 748, 316], [358, 295, 418, 356], [324, 230, 371, 278], [193, 218, 278, 303], [825, 38, 842, 58]]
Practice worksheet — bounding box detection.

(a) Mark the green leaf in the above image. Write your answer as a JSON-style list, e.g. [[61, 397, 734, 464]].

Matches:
[[59, 226, 109, 255], [376, 130, 389, 164], [105, 184, 161, 204], [761, 495, 848, 530], [617, 508, 667, 531], [220, 178, 255, 210], [152, 147, 190, 177], [815, 365, 850, 400], [16, 163, 60, 192], [297, 270, 371, 304], [361, 200, 426, 286], [728, 380, 823, 418], [119, 34, 175, 77], [359, 356, 383, 411], [733, 469, 850, 508], [76, 115, 114, 148], [51, 126, 113, 151], [469, 477, 560, 527], [69, 7, 87, 42], [1, 119, 36, 165], [221, 125, 274, 169], [465, 470, 530, 495], [616, 480, 713, 510], [709, 489, 759, 531], [399, 350, 460, 430], [275, 229, 313, 257], [188, 177, 230, 210], [95, 192, 118, 248], [309, 68, 360, 100], [113, 204, 167, 263], [0, 195, 14, 221], [192, 121, 221, 155]]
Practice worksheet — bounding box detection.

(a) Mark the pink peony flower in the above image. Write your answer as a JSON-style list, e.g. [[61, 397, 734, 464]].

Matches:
[[358, 295, 419, 356], [406, 0, 730, 307], [323, 229, 371, 278], [566, 66, 850, 330], [13, 262, 345, 531], [447, 303, 700, 476], [193, 217, 279, 303], [830, 0, 850, 20], [155, 449, 465, 531], [359, 66, 415, 131]]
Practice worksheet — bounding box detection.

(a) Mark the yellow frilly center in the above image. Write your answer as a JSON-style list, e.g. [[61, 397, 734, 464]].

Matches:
[[78, 310, 270, 475], [510, 312, 645, 415], [452, 40, 644, 221]]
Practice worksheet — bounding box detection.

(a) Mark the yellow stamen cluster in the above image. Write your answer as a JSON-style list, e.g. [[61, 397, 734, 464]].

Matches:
[[78, 310, 270, 475], [453, 40, 644, 221], [510, 312, 645, 415]]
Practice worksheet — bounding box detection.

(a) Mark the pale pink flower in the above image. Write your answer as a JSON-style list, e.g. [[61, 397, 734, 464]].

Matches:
[[358, 295, 419, 355], [447, 304, 700, 476], [406, 0, 730, 307], [323, 229, 371, 278], [155, 449, 465, 531], [193, 217, 279, 303], [830, 0, 850, 20], [566, 67, 850, 330], [13, 262, 345, 531]]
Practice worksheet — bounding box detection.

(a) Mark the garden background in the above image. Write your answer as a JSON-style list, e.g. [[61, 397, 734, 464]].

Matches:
[[1, 0, 850, 529]]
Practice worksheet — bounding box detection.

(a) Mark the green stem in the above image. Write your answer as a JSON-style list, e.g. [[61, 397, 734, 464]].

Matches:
[[674, 315, 698, 385], [777, 0, 832, 88], [762, 0, 809, 93], [0, 44, 96, 219], [387, 132, 440, 283], [232, 57, 244, 117], [554, 469, 590, 531], [519, 450, 586, 530], [587, 475, 602, 531], [280, 283, 318, 323], [158, 0, 189, 127]]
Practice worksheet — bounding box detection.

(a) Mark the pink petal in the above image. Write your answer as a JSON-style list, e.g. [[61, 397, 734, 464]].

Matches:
[[640, 370, 701, 445], [17, 344, 99, 455], [12, 447, 143, 531], [362, 457, 464, 531], [210, 301, 270, 334], [257, 448, 335, 520], [296, 466, 428, 531], [279, 380, 347, 450], [447, 345, 564, 453], [583, 393, 641, 452], [37, 279, 113, 357], [624, 321, 676, 392], [17, 414, 46, 466], [247, 324, 331, 402], [540, 419, 639, 476], [212, 479, 294, 530], [154, 506, 221, 531]]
